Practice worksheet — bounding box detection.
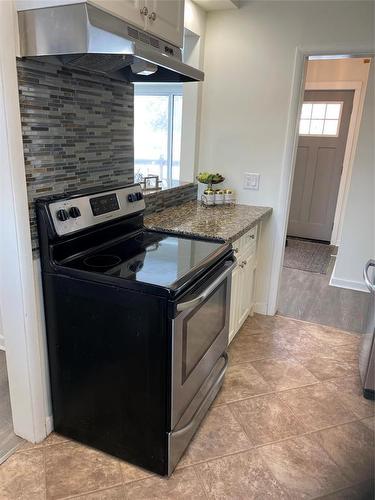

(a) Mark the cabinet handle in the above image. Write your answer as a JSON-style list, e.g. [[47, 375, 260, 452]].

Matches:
[[140, 6, 148, 15], [234, 248, 239, 254], [148, 11, 157, 21], [249, 234, 255, 240], [239, 260, 247, 268]]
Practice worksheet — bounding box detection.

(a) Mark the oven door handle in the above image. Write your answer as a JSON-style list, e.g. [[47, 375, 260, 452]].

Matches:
[[176, 260, 236, 312], [172, 352, 228, 437]]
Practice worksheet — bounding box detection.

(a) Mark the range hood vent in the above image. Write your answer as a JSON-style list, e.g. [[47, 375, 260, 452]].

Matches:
[[18, 3, 204, 83]]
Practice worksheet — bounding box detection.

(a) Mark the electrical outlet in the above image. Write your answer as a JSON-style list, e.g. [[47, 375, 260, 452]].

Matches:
[[244, 173, 260, 190]]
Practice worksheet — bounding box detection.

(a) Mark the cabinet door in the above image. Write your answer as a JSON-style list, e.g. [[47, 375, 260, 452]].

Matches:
[[91, 0, 146, 30], [228, 264, 240, 344], [145, 0, 184, 47], [237, 253, 255, 330]]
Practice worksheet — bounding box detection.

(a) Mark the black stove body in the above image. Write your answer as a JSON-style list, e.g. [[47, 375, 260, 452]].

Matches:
[[37, 184, 234, 476]]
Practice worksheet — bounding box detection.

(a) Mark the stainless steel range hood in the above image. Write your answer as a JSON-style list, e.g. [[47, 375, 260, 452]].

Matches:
[[18, 3, 204, 83]]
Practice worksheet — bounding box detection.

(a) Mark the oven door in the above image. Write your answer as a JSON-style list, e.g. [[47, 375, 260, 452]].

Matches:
[[171, 258, 235, 430]]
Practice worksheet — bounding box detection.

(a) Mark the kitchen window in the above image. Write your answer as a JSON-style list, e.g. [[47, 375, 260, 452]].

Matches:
[[299, 101, 343, 137], [134, 84, 183, 187]]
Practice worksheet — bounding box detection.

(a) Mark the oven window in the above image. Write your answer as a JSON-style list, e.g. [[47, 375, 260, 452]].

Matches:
[[182, 281, 227, 383]]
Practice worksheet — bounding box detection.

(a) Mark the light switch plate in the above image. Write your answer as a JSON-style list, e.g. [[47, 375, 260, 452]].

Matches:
[[244, 172, 260, 190]]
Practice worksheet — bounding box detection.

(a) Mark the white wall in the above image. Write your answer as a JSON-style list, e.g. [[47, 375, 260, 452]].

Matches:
[[0, 0, 49, 441], [332, 64, 374, 291], [198, 0, 375, 313], [180, 0, 206, 182]]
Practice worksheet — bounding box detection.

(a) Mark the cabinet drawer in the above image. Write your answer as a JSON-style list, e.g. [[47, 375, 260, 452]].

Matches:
[[232, 225, 258, 260]]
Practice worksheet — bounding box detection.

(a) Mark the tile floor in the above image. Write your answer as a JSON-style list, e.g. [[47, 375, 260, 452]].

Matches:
[[0, 314, 374, 499]]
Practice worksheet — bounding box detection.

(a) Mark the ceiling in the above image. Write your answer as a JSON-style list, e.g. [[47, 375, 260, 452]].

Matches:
[[192, 0, 240, 12]]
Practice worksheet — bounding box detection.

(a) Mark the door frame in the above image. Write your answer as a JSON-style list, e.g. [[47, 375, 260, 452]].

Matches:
[[0, 1, 49, 444], [304, 81, 366, 246], [268, 47, 374, 316]]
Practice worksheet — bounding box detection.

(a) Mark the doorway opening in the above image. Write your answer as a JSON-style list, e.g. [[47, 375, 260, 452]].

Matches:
[[278, 56, 373, 333]]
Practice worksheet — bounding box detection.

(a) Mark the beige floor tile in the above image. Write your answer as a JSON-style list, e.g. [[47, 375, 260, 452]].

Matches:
[[43, 432, 70, 447], [120, 460, 153, 483], [229, 393, 306, 446], [302, 323, 361, 347], [361, 415, 375, 432], [259, 435, 349, 499], [329, 344, 360, 364], [275, 332, 335, 361], [311, 421, 374, 484], [0, 448, 45, 500], [72, 485, 125, 499], [325, 376, 375, 419], [242, 314, 302, 336], [178, 405, 251, 467], [16, 433, 70, 454], [298, 354, 357, 381], [251, 357, 318, 391], [45, 441, 122, 500], [195, 449, 289, 499], [278, 383, 357, 431], [229, 332, 290, 365], [124, 467, 206, 499], [318, 480, 374, 499], [214, 362, 270, 404]]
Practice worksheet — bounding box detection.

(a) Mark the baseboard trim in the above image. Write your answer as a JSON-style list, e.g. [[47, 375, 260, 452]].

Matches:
[[329, 275, 369, 293], [0, 334, 5, 351], [253, 302, 269, 315], [46, 415, 54, 435]]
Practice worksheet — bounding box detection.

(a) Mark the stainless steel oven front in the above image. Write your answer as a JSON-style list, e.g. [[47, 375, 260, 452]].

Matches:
[[168, 257, 235, 473]]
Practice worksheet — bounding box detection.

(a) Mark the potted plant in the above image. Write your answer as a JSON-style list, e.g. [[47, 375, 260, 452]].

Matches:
[[196, 172, 225, 190]]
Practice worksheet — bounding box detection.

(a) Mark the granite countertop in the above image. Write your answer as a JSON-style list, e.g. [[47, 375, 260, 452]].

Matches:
[[144, 201, 272, 242]]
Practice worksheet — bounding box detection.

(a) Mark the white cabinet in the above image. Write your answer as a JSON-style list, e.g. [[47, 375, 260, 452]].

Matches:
[[17, 0, 185, 47], [228, 225, 259, 344], [91, 0, 146, 29], [228, 264, 240, 344], [237, 250, 256, 329], [145, 0, 184, 47]]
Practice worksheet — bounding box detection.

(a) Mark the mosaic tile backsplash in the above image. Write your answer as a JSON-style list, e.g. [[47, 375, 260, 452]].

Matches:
[[18, 58, 198, 251], [144, 183, 198, 215], [18, 58, 134, 250]]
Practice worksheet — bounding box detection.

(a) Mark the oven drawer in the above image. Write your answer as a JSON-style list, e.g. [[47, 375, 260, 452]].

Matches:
[[168, 353, 228, 475]]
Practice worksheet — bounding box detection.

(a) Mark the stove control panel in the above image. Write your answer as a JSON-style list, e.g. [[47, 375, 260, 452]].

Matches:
[[48, 185, 145, 236]]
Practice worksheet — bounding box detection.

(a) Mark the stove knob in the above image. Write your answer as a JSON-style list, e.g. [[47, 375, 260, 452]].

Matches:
[[128, 193, 137, 202], [69, 206, 81, 218], [56, 209, 69, 222], [136, 192, 143, 201]]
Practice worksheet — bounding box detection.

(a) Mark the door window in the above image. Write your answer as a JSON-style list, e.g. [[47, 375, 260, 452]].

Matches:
[[299, 102, 343, 137], [182, 282, 227, 382]]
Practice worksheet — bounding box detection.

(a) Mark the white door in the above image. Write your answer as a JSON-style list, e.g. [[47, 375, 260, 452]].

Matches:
[[288, 90, 354, 241], [145, 0, 184, 47], [92, 0, 147, 30]]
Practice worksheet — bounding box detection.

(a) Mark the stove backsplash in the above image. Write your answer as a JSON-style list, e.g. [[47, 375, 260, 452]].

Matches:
[[18, 58, 198, 252], [18, 58, 134, 250]]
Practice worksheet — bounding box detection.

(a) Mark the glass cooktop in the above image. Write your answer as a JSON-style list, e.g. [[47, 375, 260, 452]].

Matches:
[[64, 230, 226, 289]]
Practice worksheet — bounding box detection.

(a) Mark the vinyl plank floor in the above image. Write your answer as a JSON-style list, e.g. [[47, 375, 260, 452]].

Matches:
[[278, 257, 371, 333], [0, 351, 23, 464]]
